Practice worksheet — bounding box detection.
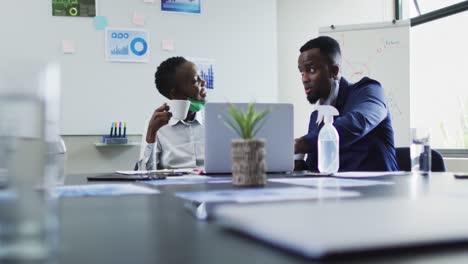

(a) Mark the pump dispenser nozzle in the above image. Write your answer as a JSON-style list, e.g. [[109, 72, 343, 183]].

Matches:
[[312, 105, 339, 125]]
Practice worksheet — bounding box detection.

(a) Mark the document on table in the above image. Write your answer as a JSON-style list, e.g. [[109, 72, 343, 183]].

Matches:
[[269, 178, 394, 188], [332, 171, 408, 178], [115, 169, 176, 175], [115, 168, 200, 175], [0, 190, 15, 201], [53, 184, 160, 198], [143, 175, 231, 186], [175, 187, 360, 203]]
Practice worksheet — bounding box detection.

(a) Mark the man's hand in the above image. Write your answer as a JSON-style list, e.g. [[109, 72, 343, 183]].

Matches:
[[146, 103, 172, 143], [294, 136, 312, 154]]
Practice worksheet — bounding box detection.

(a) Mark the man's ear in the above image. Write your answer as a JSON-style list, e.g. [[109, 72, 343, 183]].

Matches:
[[331, 65, 340, 80]]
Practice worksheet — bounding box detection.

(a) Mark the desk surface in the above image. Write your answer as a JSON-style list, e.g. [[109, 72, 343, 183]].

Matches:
[[58, 173, 468, 264]]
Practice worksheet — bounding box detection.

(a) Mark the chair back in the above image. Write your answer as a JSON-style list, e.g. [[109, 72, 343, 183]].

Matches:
[[395, 147, 445, 172]]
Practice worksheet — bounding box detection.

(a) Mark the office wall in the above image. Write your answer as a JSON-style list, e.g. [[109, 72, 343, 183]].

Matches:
[[276, 0, 394, 139], [62, 135, 141, 175], [0, 1, 278, 174], [0, 0, 278, 136], [49, 0, 278, 174]]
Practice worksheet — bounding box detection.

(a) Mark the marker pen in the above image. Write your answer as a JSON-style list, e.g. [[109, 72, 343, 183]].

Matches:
[[123, 122, 127, 137], [118, 121, 122, 137], [114, 122, 118, 137], [109, 122, 114, 138]]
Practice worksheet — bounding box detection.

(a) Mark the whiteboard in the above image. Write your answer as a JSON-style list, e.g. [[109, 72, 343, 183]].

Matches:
[[0, 0, 278, 135], [320, 21, 410, 147]]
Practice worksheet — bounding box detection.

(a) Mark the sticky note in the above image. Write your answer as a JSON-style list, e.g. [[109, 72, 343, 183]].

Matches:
[[62, 40, 76, 54], [143, 0, 155, 3], [94, 16, 107, 30], [162, 39, 175, 51], [132, 12, 145, 26]]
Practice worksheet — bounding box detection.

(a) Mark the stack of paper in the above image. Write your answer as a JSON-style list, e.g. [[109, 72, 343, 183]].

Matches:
[[54, 184, 159, 198]]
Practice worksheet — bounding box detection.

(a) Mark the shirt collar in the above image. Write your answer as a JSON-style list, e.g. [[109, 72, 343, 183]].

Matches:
[[168, 110, 204, 126]]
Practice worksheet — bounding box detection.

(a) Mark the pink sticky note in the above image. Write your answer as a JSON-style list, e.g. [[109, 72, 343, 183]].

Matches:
[[132, 12, 145, 26], [162, 39, 175, 51], [62, 40, 76, 54]]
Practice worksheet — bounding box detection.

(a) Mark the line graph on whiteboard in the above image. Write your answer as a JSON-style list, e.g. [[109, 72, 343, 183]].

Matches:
[[320, 22, 410, 147], [332, 33, 406, 117]]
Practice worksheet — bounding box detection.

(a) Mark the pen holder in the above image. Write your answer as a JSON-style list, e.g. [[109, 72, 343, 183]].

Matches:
[[102, 136, 128, 144]]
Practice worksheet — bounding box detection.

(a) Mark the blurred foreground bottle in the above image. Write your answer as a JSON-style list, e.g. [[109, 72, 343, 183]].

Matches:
[[0, 61, 61, 263]]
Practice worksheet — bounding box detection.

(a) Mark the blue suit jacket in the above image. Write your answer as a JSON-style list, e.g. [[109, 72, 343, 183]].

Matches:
[[304, 77, 399, 171]]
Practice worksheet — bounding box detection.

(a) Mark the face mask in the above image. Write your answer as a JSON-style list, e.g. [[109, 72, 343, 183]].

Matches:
[[188, 98, 206, 112], [320, 78, 340, 106]]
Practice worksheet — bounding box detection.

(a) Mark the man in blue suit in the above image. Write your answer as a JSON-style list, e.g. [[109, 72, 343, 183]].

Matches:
[[294, 36, 399, 171]]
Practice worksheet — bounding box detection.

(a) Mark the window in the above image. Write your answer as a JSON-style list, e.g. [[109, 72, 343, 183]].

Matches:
[[410, 1, 468, 153], [410, 0, 467, 17]]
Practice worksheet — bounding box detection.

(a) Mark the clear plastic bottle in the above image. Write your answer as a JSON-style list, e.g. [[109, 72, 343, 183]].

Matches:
[[317, 106, 339, 173]]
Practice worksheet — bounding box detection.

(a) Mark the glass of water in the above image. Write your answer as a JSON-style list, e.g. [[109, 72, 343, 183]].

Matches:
[[0, 61, 61, 262], [410, 128, 431, 175]]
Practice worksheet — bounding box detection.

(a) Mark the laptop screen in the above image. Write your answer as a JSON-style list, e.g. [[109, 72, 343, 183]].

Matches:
[[204, 103, 294, 174], [213, 197, 468, 259]]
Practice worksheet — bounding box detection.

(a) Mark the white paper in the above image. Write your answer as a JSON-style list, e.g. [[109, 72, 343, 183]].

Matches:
[[143, 176, 231, 186], [332, 171, 408, 178], [176, 187, 360, 203], [187, 57, 215, 89], [0, 190, 16, 201], [105, 28, 150, 63], [115, 169, 174, 175], [269, 178, 394, 188], [174, 168, 199, 174], [54, 184, 159, 198]]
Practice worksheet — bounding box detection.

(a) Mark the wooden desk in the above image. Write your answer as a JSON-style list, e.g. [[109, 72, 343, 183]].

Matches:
[[58, 173, 468, 263]]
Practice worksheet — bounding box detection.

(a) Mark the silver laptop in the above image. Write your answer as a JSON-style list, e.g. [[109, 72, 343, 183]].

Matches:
[[204, 103, 294, 174], [213, 197, 468, 259]]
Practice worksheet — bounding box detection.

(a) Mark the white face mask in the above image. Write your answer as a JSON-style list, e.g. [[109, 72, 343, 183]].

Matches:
[[321, 78, 340, 106]]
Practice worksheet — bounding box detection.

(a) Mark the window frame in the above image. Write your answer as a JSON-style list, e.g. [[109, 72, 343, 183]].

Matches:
[[401, 0, 468, 157]]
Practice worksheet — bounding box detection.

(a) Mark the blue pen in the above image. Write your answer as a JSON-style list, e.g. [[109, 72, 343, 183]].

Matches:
[[109, 122, 114, 138]]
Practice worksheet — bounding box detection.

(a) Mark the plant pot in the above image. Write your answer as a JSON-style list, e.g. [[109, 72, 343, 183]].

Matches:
[[231, 139, 266, 187]]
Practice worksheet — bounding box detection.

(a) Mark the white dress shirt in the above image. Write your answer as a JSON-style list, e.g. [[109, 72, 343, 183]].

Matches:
[[138, 111, 205, 170], [295, 79, 340, 161]]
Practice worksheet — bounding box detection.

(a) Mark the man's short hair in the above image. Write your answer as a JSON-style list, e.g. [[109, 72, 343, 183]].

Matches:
[[300, 36, 341, 66], [154, 56, 188, 99]]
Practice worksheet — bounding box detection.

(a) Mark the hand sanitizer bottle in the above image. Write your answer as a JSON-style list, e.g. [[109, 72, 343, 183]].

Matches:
[[317, 105, 339, 174]]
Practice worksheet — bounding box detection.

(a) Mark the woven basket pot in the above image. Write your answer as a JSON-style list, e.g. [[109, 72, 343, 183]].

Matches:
[[231, 139, 266, 187]]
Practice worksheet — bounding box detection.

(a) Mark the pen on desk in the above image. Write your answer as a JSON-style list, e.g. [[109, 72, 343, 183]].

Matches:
[[118, 121, 122, 137], [114, 122, 118, 137], [109, 122, 114, 138], [123, 122, 127, 137]]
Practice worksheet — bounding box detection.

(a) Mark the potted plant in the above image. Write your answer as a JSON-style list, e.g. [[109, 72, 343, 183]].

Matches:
[[223, 103, 270, 187]]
